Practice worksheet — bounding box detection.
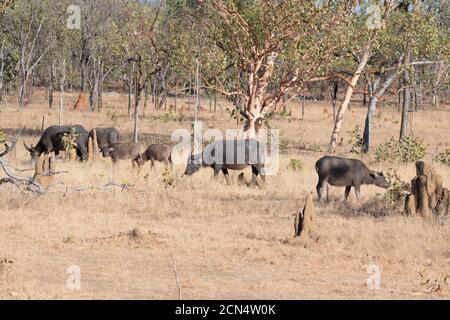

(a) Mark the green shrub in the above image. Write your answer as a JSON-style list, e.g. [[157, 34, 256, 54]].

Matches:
[[160, 110, 184, 123], [383, 168, 410, 208], [61, 128, 78, 156], [289, 158, 303, 171], [375, 136, 426, 162], [346, 125, 364, 152], [106, 105, 120, 124], [434, 147, 450, 166], [162, 168, 175, 188]]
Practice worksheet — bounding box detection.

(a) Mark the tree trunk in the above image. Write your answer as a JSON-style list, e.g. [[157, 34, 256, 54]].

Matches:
[[19, 73, 27, 109], [133, 100, 139, 143], [97, 62, 104, 112], [59, 59, 66, 125], [188, 72, 192, 113], [400, 51, 411, 139], [213, 90, 217, 113], [331, 82, 338, 122], [362, 75, 381, 153], [362, 71, 398, 153], [143, 81, 149, 112], [243, 52, 278, 139], [328, 43, 371, 153], [127, 81, 132, 118], [48, 64, 54, 109], [80, 37, 89, 93], [301, 95, 305, 119], [27, 73, 33, 104], [174, 82, 177, 111], [431, 61, 444, 107]]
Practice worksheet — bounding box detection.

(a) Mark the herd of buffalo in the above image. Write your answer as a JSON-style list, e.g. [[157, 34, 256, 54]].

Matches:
[[19, 124, 389, 201]]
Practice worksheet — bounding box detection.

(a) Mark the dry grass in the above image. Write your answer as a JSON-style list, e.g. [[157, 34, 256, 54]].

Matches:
[[0, 89, 449, 299]]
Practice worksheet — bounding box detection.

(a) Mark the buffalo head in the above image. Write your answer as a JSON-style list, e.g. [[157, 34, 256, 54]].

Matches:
[[101, 146, 114, 157], [184, 154, 202, 176], [133, 154, 146, 167], [370, 171, 388, 188]]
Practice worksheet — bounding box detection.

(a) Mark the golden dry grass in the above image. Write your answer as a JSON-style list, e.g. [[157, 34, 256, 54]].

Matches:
[[0, 89, 449, 299]]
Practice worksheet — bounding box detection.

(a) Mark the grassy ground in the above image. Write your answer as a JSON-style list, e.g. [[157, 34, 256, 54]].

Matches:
[[0, 89, 449, 299]]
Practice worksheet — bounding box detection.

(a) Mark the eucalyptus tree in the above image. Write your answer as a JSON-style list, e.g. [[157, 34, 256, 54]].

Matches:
[[360, 2, 444, 151], [172, 0, 357, 139]]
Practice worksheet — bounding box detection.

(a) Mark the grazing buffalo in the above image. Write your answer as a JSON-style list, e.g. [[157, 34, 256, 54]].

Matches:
[[134, 144, 173, 169], [24, 125, 89, 161], [315, 156, 388, 201], [184, 139, 265, 185], [101, 142, 140, 164], [89, 127, 121, 151]]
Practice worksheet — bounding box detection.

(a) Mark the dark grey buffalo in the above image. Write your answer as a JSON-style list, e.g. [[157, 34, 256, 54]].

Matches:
[[89, 127, 121, 151], [184, 139, 265, 185], [101, 142, 140, 164], [315, 156, 388, 201], [134, 144, 173, 169], [24, 125, 89, 161]]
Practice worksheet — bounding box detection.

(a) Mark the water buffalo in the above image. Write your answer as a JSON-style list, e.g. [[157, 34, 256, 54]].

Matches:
[[184, 139, 265, 185], [89, 127, 121, 151], [315, 156, 388, 201], [101, 142, 140, 164], [23, 125, 88, 161], [134, 144, 173, 169]]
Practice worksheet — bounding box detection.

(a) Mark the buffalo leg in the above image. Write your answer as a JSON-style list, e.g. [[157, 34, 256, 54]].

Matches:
[[222, 168, 231, 185], [213, 166, 221, 180], [251, 165, 257, 185], [254, 165, 265, 185], [316, 177, 327, 201], [354, 185, 361, 200], [344, 186, 351, 201]]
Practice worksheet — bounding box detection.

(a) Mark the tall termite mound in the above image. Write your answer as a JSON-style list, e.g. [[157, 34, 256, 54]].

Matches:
[[73, 92, 89, 111], [405, 161, 449, 218], [294, 193, 317, 239]]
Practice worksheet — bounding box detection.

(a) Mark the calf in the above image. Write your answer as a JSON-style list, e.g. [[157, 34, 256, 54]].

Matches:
[[134, 144, 173, 169], [315, 156, 387, 201], [101, 142, 139, 164]]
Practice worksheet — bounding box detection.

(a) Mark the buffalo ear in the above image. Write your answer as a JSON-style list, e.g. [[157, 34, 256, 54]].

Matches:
[[369, 172, 377, 179], [379, 171, 384, 176]]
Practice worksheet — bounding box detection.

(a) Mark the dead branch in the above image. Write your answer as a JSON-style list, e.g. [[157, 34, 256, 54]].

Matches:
[[62, 181, 135, 196], [0, 131, 46, 194], [170, 252, 182, 300]]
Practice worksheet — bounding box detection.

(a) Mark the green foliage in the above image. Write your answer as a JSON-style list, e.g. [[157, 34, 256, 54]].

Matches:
[[225, 106, 244, 123], [61, 128, 78, 155], [289, 158, 303, 171], [160, 110, 185, 123], [383, 168, 410, 208], [106, 105, 120, 124], [162, 168, 175, 188], [435, 147, 450, 166], [346, 125, 364, 152], [375, 136, 426, 162]]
